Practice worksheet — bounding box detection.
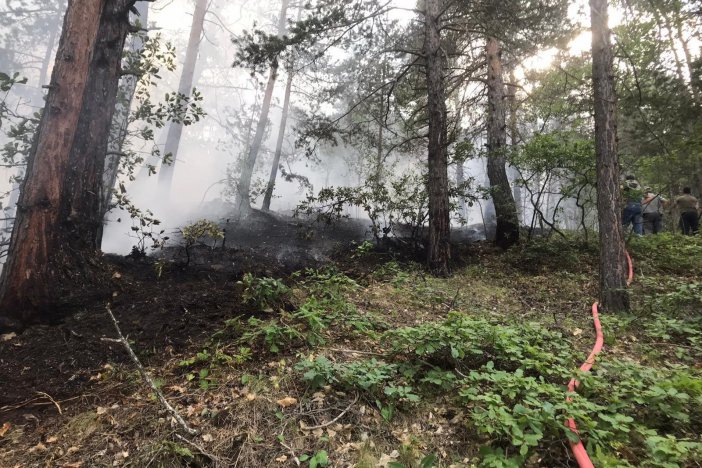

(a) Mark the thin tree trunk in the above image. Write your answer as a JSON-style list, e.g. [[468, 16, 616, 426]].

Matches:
[[237, 0, 289, 212], [261, 3, 299, 212], [424, 0, 451, 276], [591, 0, 629, 311], [456, 161, 466, 218], [673, 4, 700, 105], [485, 36, 519, 249], [262, 69, 294, 211], [157, 0, 208, 194], [99, 2, 149, 246], [38, 1, 64, 88], [507, 71, 522, 223], [375, 65, 386, 181], [0, 0, 134, 327]]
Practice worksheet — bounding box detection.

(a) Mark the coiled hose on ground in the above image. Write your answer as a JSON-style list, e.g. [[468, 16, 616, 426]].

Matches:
[[565, 251, 634, 468]]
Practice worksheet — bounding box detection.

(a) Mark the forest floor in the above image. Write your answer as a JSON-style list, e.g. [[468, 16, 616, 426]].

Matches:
[[0, 227, 701, 468]]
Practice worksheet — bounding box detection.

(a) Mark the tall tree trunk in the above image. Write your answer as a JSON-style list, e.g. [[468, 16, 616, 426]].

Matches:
[[261, 4, 300, 212], [99, 2, 149, 246], [507, 71, 522, 223], [591, 0, 629, 311], [261, 69, 294, 211], [424, 0, 451, 276], [375, 64, 387, 181], [157, 0, 208, 194], [485, 36, 519, 249], [38, 1, 64, 88], [237, 0, 289, 212], [0, 0, 134, 327], [673, 4, 700, 105], [456, 161, 466, 217]]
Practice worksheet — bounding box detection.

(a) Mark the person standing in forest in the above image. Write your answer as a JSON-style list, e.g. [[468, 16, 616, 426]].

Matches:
[[642, 187, 667, 234], [675, 187, 700, 235], [621, 174, 643, 235]]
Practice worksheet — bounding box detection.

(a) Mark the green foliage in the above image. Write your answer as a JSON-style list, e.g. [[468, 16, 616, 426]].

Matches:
[[295, 171, 475, 248], [233, 5, 348, 73], [385, 312, 575, 379], [509, 234, 597, 273], [178, 347, 251, 391], [511, 132, 597, 239], [0, 71, 26, 94], [179, 219, 224, 267], [113, 192, 168, 256], [242, 316, 303, 354], [628, 234, 702, 276], [296, 356, 422, 418], [230, 267, 380, 354], [240, 273, 290, 311], [351, 240, 375, 258], [299, 449, 330, 468]]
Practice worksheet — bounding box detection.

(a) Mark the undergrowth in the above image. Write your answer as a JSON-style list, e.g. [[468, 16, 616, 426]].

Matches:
[[176, 235, 702, 466], [11, 235, 700, 468]]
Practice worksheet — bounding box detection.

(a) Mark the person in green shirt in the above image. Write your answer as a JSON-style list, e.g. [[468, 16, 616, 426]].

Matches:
[[675, 187, 699, 235]]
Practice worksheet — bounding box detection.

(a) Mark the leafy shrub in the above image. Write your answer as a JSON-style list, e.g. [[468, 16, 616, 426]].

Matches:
[[295, 171, 475, 249], [240, 273, 290, 311], [180, 219, 224, 266], [385, 312, 576, 379]]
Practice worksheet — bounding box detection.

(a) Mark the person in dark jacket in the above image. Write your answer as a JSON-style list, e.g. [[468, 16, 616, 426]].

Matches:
[[675, 187, 700, 235]]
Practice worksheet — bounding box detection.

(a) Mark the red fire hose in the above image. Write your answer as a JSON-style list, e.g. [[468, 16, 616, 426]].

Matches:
[[565, 251, 633, 467]]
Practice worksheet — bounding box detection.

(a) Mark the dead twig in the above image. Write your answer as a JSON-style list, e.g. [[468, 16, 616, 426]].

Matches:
[[446, 288, 460, 312], [303, 393, 359, 430], [321, 347, 386, 356], [174, 433, 223, 467], [279, 439, 301, 466], [104, 304, 199, 436], [35, 391, 62, 415]]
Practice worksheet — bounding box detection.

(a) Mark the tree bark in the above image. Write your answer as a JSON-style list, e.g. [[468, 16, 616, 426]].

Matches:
[[157, 0, 208, 194], [262, 68, 294, 211], [424, 0, 451, 276], [0, 0, 134, 327], [485, 36, 519, 249], [237, 0, 289, 212], [591, 0, 629, 311]]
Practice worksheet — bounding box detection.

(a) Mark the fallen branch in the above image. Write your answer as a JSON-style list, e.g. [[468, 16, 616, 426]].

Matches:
[[35, 391, 62, 415], [302, 393, 359, 430], [104, 304, 199, 436], [321, 347, 386, 356], [174, 433, 222, 467]]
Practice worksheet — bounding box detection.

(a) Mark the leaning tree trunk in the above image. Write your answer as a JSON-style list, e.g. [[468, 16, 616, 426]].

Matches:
[[424, 0, 451, 276], [157, 0, 208, 194], [591, 0, 629, 311], [237, 0, 289, 212], [262, 68, 294, 211], [485, 36, 519, 249], [99, 2, 149, 246], [0, 0, 134, 327]]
